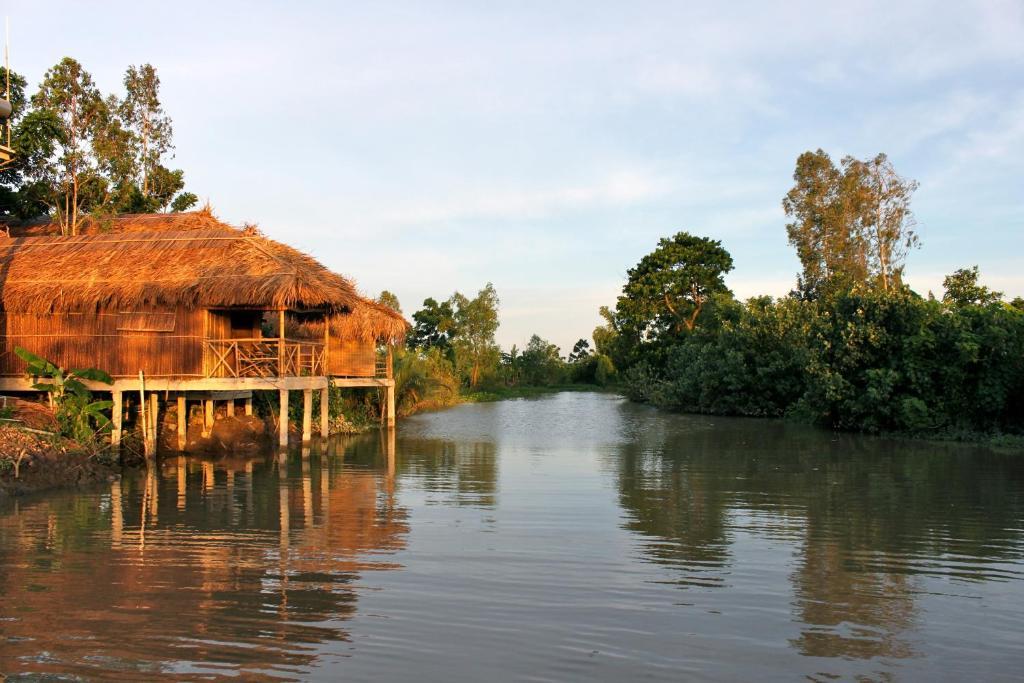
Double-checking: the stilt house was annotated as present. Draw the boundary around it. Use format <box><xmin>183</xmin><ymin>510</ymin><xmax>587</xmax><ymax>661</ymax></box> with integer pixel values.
<box><xmin>0</xmin><ymin>210</ymin><xmax>407</xmax><ymax>445</ymax></box>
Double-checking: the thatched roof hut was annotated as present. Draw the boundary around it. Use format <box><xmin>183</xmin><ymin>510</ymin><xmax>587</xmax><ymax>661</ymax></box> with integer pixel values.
<box><xmin>0</xmin><ymin>210</ymin><xmax>407</xmax><ymax>381</ymax></box>
<box><xmin>0</xmin><ymin>228</ymin><xmax>361</xmax><ymax>314</ymax></box>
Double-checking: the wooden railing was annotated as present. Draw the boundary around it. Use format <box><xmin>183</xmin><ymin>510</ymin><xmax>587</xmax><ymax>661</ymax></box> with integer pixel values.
<box><xmin>375</xmin><ymin>348</ymin><xmax>394</xmax><ymax>379</ymax></box>
<box><xmin>204</xmin><ymin>338</ymin><xmax>326</xmax><ymax>378</ymax></box>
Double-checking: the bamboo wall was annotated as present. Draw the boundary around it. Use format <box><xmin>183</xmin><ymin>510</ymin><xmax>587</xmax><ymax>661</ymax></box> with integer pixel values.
<box><xmin>329</xmin><ymin>339</ymin><xmax>377</xmax><ymax>377</ymax></box>
<box><xmin>0</xmin><ymin>308</ymin><xmax>206</xmax><ymax>378</ymax></box>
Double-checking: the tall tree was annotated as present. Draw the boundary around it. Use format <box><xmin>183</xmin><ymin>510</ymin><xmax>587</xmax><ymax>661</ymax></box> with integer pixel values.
<box><xmin>942</xmin><ymin>266</ymin><xmax>1003</xmax><ymax>307</ymax></box>
<box><xmin>784</xmin><ymin>150</ymin><xmax>919</xmax><ymax>296</ymax></box>
<box><xmin>568</xmin><ymin>339</ymin><xmax>592</xmax><ymax>363</ymax></box>
<box><xmin>845</xmin><ymin>153</ymin><xmax>919</xmax><ymax>292</ymax></box>
<box><xmin>783</xmin><ymin>149</ymin><xmax>865</xmax><ymax>295</ymax></box>
<box><xmin>29</xmin><ymin>58</ymin><xmax>108</xmax><ymax>235</ymax></box>
<box><xmin>117</xmin><ymin>64</ymin><xmax>195</xmax><ymax>212</ymax></box>
<box><xmin>450</xmin><ymin>283</ymin><xmax>500</xmax><ymax>387</ymax></box>
<box><xmin>119</xmin><ymin>64</ymin><xmax>172</xmax><ymax>198</ymax></box>
<box><xmin>377</xmin><ymin>290</ymin><xmax>402</xmax><ymax>313</ymax></box>
<box><xmin>617</xmin><ymin>232</ymin><xmax>734</xmax><ymax>337</ymax></box>
<box><xmin>408</xmin><ymin>297</ymin><xmax>456</xmax><ymax>351</ymax></box>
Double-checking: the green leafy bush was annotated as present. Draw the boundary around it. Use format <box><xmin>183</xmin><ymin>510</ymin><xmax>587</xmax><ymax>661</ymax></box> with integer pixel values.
<box><xmin>15</xmin><ymin>347</ymin><xmax>114</xmax><ymax>445</ymax></box>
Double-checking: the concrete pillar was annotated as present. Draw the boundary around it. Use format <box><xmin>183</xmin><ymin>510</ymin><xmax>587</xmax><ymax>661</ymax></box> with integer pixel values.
<box><xmin>111</xmin><ymin>391</ymin><xmax>123</xmax><ymax>448</ymax></box>
<box><xmin>148</xmin><ymin>393</ymin><xmax>160</xmax><ymax>457</ymax></box>
<box><xmin>320</xmin><ymin>386</ymin><xmax>330</xmax><ymax>438</ymax></box>
<box><xmin>203</xmin><ymin>399</ymin><xmax>214</xmax><ymax>437</ymax></box>
<box><xmin>244</xmin><ymin>396</ymin><xmax>253</xmax><ymax>416</ymax></box>
<box><xmin>227</xmin><ymin>398</ymin><xmax>235</xmax><ymax>417</ymax></box>
<box><xmin>177</xmin><ymin>395</ymin><xmax>187</xmax><ymax>451</ymax></box>
<box><xmin>386</xmin><ymin>382</ymin><xmax>396</xmax><ymax>428</ymax></box>
<box><xmin>302</xmin><ymin>388</ymin><xmax>313</xmax><ymax>444</ymax></box>
<box><xmin>278</xmin><ymin>389</ymin><xmax>289</xmax><ymax>447</ymax></box>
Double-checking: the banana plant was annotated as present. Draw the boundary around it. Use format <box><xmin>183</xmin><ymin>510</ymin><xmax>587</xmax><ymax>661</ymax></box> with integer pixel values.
<box><xmin>15</xmin><ymin>347</ymin><xmax>114</xmax><ymax>445</ymax></box>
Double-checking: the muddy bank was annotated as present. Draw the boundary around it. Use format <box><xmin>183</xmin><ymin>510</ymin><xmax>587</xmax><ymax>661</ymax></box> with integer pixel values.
<box><xmin>0</xmin><ymin>426</ymin><xmax>120</xmax><ymax>499</ymax></box>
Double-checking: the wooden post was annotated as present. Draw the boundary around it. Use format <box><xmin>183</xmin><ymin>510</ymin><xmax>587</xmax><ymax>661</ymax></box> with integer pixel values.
<box><xmin>244</xmin><ymin>396</ymin><xmax>253</xmax><ymax>416</ymax></box>
<box><xmin>227</xmin><ymin>398</ymin><xmax>235</xmax><ymax>417</ymax></box>
<box><xmin>324</xmin><ymin>316</ymin><xmax>331</xmax><ymax>377</ymax></box>
<box><xmin>302</xmin><ymin>388</ymin><xmax>313</xmax><ymax>444</ymax></box>
<box><xmin>148</xmin><ymin>393</ymin><xmax>159</xmax><ymax>454</ymax></box>
<box><xmin>278</xmin><ymin>309</ymin><xmax>286</xmax><ymax>377</ymax></box>
<box><xmin>320</xmin><ymin>386</ymin><xmax>329</xmax><ymax>438</ymax></box>
<box><xmin>177</xmin><ymin>395</ymin><xmax>187</xmax><ymax>451</ymax></box>
<box><xmin>111</xmin><ymin>390</ymin><xmax>123</xmax><ymax>449</ymax></box>
<box><xmin>386</xmin><ymin>382</ymin><xmax>396</xmax><ymax>428</ymax></box>
<box><xmin>279</xmin><ymin>389</ymin><xmax>289</xmax><ymax>447</ymax></box>
<box><xmin>204</xmin><ymin>399</ymin><xmax>214</xmax><ymax>437</ymax></box>
<box><xmin>138</xmin><ymin>372</ymin><xmax>151</xmax><ymax>459</ymax></box>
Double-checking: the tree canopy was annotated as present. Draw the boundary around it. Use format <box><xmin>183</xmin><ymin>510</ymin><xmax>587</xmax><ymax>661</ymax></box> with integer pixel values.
<box><xmin>617</xmin><ymin>231</ymin><xmax>733</xmax><ymax>338</ymax></box>
<box><xmin>0</xmin><ymin>59</ymin><xmax>197</xmax><ymax>229</ymax></box>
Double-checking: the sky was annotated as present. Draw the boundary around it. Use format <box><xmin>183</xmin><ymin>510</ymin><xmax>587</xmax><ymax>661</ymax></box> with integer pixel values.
<box><xmin>6</xmin><ymin>1</ymin><xmax>1024</xmax><ymax>352</ymax></box>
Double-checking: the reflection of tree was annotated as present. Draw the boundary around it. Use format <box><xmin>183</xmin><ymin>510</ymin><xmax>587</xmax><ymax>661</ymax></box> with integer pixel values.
<box><xmin>611</xmin><ymin>401</ymin><xmax>1024</xmax><ymax>663</ymax></box>
<box><xmin>0</xmin><ymin>440</ymin><xmax>409</xmax><ymax>679</ymax></box>
<box><xmin>397</xmin><ymin>437</ymin><xmax>498</xmax><ymax>508</ymax></box>
<box><xmin>616</xmin><ymin>440</ymin><xmax>731</xmax><ymax>587</ymax></box>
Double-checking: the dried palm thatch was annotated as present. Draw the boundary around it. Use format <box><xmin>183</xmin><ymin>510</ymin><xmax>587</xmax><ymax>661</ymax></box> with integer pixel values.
<box><xmin>6</xmin><ymin>206</ymin><xmax>229</xmax><ymax>238</ymax></box>
<box><xmin>296</xmin><ymin>298</ymin><xmax>409</xmax><ymax>343</ymax></box>
<box><xmin>0</xmin><ymin>227</ymin><xmax>361</xmax><ymax>314</ymax></box>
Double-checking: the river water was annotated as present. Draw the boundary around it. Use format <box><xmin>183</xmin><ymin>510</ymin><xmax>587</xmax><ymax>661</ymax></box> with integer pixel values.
<box><xmin>1</xmin><ymin>392</ymin><xmax>1022</xmax><ymax>681</ymax></box>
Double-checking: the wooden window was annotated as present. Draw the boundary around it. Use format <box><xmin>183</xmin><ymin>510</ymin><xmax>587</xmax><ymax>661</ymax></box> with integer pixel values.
<box><xmin>116</xmin><ymin>312</ymin><xmax>176</xmax><ymax>332</ymax></box>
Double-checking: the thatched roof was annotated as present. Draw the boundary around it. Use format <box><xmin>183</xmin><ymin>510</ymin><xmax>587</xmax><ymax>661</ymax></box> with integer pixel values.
<box><xmin>0</xmin><ymin>227</ymin><xmax>361</xmax><ymax>314</ymax></box>
<box><xmin>6</xmin><ymin>207</ymin><xmax>231</xmax><ymax>238</ymax></box>
<box><xmin>296</xmin><ymin>299</ymin><xmax>409</xmax><ymax>343</ymax></box>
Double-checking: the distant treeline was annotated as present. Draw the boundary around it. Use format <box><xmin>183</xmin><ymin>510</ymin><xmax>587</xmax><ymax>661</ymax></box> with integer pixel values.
<box><xmin>365</xmin><ymin>286</ymin><xmax>612</xmax><ymax>417</ymax></box>
<box><xmin>596</xmin><ymin>150</ymin><xmax>1024</xmax><ymax>439</ymax></box>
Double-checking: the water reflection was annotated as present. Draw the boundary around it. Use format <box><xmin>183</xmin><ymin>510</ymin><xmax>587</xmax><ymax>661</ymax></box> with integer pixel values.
<box><xmin>1</xmin><ymin>394</ymin><xmax>1023</xmax><ymax>681</ymax></box>
<box><xmin>612</xmin><ymin>407</ymin><xmax>1024</xmax><ymax>672</ymax></box>
<box><xmin>0</xmin><ymin>432</ymin><xmax>407</xmax><ymax>680</ymax></box>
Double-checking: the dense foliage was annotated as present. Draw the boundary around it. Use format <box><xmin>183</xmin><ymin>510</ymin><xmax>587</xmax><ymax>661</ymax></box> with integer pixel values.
<box><xmin>0</xmin><ymin>60</ymin><xmax>196</xmax><ymax>230</ymax></box>
<box><xmin>605</xmin><ymin>151</ymin><xmax>1023</xmax><ymax>439</ymax></box>
<box><xmin>14</xmin><ymin>347</ymin><xmax>114</xmax><ymax>447</ymax></box>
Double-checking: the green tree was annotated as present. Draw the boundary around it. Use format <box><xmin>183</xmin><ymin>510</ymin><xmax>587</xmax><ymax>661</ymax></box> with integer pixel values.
<box><xmin>784</xmin><ymin>150</ymin><xmax>919</xmax><ymax>296</ymax></box>
<box><xmin>942</xmin><ymin>266</ymin><xmax>1003</xmax><ymax>308</ymax></box>
<box><xmin>409</xmin><ymin>297</ymin><xmax>456</xmax><ymax>352</ymax></box>
<box><xmin>568</xmin><ymin>338</ymin><xmax>592</xmax><ymax>363</ymax></box>
<box><xmin>117</xmin><ymin>64</ymin><xmax>195</xmax><ymax>212</ymax></box>
<box><xmin>28</xmin><ymin>58</ymin><xmax>110</xmax><ymax>235</ymax></box>
<box><xmin>450</xmin><ymin>283</ymin><xmax>501</xmax><ymax>388</ymax></box>
<box><xmin>120</xmin><ymin>64</ymin><xmax>172</xmax><ymax>198</ymax></box>
<box><xmin>520</xmin><ymin>334</ymin><xmax>564</xmax><ymax>386</ymax></box>
<box><xmin>846</xmin><ymin>153</ymin><xmax>920</xmax><ymax>292</ymax></box>
<box><xmin>617</xmin><ymin>232</ymin><xmax>734</xmax><ymax>337</ymax></box>
<box><xmin>377</xmin><ymin>290</ymin><xmax>402</xmax><ymax>313</ymax></box>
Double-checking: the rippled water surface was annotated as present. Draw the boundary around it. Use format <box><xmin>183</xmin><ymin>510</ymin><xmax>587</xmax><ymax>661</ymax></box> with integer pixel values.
<box><xmin>2</xmin><ymin>392</ymin><xmax>1024</xmax><ymax>681</ymax></box>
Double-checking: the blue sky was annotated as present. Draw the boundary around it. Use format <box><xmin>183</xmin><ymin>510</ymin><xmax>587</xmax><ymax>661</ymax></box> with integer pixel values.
<box><xmin>8</xmin><ymin>1</ymin><xmax>1024</xmax><ymax>352</ymax></box>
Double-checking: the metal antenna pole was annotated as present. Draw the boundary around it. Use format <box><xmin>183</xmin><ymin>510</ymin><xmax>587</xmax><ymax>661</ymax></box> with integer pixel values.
<box><xmin>4</xmin><ymin>17</ymin><xmax>9</xmax><ymax>148</ymax></box>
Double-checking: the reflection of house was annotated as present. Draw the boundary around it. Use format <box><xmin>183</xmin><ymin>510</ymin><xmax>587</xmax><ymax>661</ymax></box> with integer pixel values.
<box><xmin>0</xmin><ymin>441</ymin><xmax>408</xmax><ymax>677</ymax></box>
<box><xmin>0</xmin><ymin>211</ymin><xmax>407</xmax><ymax>445</ymax></box>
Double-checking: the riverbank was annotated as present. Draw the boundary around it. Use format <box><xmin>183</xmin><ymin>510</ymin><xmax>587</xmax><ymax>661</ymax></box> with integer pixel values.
<box><xmin>0</xmin><ymin>426</ymin><xmax>120</xmax><ymax>499</ymax></box>
<box><xmin>461</xmin><ymin>383</ymin><xmax>617</xmax><ymax>403</ymax></box>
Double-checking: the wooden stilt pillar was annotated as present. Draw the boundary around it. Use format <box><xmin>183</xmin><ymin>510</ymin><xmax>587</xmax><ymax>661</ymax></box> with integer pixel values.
<box><xmin>227</xmin><ymin>398</ymin><xmax>235</xmax><ymax>417</ymax></box>
<box><xmin>149</xmin><ymin>393</ymin><xmax>159</xmax><ymax>455</ymax></box>
<box><xmin>203</xmin><ymin>399</ymin><xmax>214</xmax><ymax>437</ymax></box>
<box><xmin>244</xmin><ymin>397</ymin><xmax>253</xmax><ymax>416</ymax></box>
<box><xmin>111</xmin><ymin>391</ymin><xmax>123</xmax><ymax>449</ymax></box>
<box><xmin>279</xmin><ymin>389</ymin><xmax>289</xmax><ymax>447</ymax></box>
<box><xmin>386</xmin><ymin>382</ymin><xmax>396</xmax><ymax>428</ymax></box>
<box><xmin>177</xmin><ymin>395</ymin><xmax>187</xmax><ymax>451</ymax></box>
<box><xmin>302</xmin><ymin>388</ymin><xmax>313</xmax><ymax>444</ymax></box>
<box><xmin>320</xmin><ymin>386</ymin><xmax>329</xmax><ymax>438</ymax></box>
